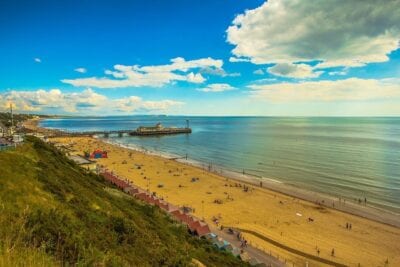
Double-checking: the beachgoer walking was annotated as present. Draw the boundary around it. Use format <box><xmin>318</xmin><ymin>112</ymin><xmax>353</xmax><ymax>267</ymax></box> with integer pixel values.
<box><xmin>346</xmin><ymin>223</ymin><xmax>349</xmax><ymax>229</ymax></box>
<box><xmin>331</xmin><ymin>249</ymin><xmax>335</xmax><ymax>257</ymax></box>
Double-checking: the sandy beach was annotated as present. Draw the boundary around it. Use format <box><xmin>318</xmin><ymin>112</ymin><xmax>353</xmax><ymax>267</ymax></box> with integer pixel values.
<box><xmin>46</xmin><ymin>134</ymin><xmax>400</xmax><ymax>267</ymax></box>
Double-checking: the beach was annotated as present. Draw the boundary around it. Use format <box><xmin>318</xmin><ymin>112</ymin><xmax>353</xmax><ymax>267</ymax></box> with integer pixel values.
<box><xmin>49</xmin><ymin>135</ymin><xmax>400</xmax><ymax>267</ymax></box>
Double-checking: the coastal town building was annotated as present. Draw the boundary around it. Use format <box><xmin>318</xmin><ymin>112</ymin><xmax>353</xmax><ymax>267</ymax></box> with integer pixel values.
<box><xmin>0</xmin><ymin>122</ymin><xmax>6</xmax><ymax>137</ymax></box>
<box><xmin>67</xmin><ymin>155</ymin><xmax>97</xmax><ymax>171</ymax></box>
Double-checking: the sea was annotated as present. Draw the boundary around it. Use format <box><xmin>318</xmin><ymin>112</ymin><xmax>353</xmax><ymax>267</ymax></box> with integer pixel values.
<box><xmin>40</xmin><ymin>116</ymin><xmax>400</xmax><ymax>214</ymax></box>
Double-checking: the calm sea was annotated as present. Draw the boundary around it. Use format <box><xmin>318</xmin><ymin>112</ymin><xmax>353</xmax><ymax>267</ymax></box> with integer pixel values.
<box><xmin>40</xmin><ymin>116</ymin><xmax>400</xmax><ymax>213</ymax></box>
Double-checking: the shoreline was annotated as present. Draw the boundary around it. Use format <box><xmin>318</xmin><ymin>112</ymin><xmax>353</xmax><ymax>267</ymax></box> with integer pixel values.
<box><xmin>104</xmin><ymin>138</ymin><xmax>400</xmax><ymax>228</ymax></box>
<box><xmin>50</xmin><ymin>135</ymin><xmax>400</xmax><ymax>266</ymax></box>
<box><xmin>27</xmin><ymin>118</ymin><xmax>400</xmax><ymax>227</ymax></box>
<box><xmin>24</xmin><ymin>119</ymin><xmax>400</xmax><ymax>266</ymax></box>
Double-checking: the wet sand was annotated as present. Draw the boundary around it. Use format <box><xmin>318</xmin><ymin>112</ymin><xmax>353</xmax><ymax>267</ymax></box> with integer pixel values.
<box><xmin>49</xmin><ymin>136</ymin><xmax>400</xmax><ymax>267</ymax></box>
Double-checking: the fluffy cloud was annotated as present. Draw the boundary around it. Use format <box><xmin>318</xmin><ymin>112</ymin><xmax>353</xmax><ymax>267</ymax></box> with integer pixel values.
<box><xmin>0</xmin><ymin>89</ymin><xmax>183</xmax><ymax>114</ymax></box>
<box><xmin>227</xmin><ymin>0</ymin><xmax>400</xmax><ymax>68</ymax></box>
<box><xmin>197</xmin><ymin>83</ymin><xmax>236</xmax><ymax>93</ymax></box>
<box><xmin>74</xmin><ymin>67</ymin><xmax>87</xmax><ymax>73</ymax></box>
<box><xmin>249</xmin><ymin>78</ymin><xmax>400</xmax><ymax>102</ymax></box>
<box><xmin>267</xmin><ymin>63</ymin><xmax>323</xmax><ymax>78</ymax></box>
<box><xmin>62</xmin><ymin>57</ymin><xmax>224</xmax><ymax>88</ymax></box>
<box><xmin>34</xmin><ymin>58</ymin><xmax>41</xmax><ymax>63</ymax></box>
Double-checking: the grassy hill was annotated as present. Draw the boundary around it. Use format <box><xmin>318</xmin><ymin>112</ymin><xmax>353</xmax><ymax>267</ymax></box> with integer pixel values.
<box><xmin>0</xmin><ymin>136</ymin><xmax>246</xmax><ymax>266</ymax></box>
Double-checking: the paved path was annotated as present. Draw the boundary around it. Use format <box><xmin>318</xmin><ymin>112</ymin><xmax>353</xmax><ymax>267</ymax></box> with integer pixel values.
<box><xmin>230</xmin><ymin>227</ymin><xmax>347</xmax><ymax>267</ymax></box>
<box><xmin>210</xmin><ymin>225</ymin><xmax>285</xmax><ymax>267</ymax></box>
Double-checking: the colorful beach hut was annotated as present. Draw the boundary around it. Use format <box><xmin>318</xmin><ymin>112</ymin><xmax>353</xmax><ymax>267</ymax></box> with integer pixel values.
<box><xmin>89</xmin><ymin>150</ymin><xmax>108</xmax><ymax>159</ymax></box>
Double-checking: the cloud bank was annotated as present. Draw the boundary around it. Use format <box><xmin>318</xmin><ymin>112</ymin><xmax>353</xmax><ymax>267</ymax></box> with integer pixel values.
<box><xmin>249</xmin><ymin>78</ymin><xmax>400</xmax><ymax>102</ymax></box>
<box><xmin>227</xmin><ymin>0</ymin><xmax>400</xmax><ymax>69</ymax></box>
<box><xmin>62</xmin><ymin>57</ymin><xmax>224</xmax><ymax>88</ymax></box>
<box><xmin>0</xmin><ymin>89</ymin><xmax>183</xmax><ymax>114</ymax></box>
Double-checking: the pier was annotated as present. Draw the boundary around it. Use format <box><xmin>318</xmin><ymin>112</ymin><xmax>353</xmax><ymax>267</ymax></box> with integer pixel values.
<box><xmin>53</xmin><ymin>122</ymin><xmax>192</xmax><ymax>138</ymax></box>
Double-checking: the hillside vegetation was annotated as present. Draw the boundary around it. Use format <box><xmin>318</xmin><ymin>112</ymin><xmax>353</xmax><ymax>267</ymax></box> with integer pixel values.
<box><xmin>0</xmin><ymin>136</ymin><xmax>246</xmax><ymax>266</ymax></box>
<box><xmin>0</xmin><ymin>112</ymin><xmax>35</xmax><ymax>127</ymax></box>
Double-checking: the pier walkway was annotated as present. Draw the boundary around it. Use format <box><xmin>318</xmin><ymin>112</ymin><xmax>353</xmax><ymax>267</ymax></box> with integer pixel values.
<box><xmin>53</xmin><ymin>128</ymin><xmax>192</xmax><ymax>137</ymax></box>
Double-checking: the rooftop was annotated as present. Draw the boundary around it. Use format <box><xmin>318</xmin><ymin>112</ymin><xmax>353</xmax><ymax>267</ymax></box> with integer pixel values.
<box><xmin>68</xmin><ymin>155</ymin><xmax>94</xmax><ymax>165</ymax></box>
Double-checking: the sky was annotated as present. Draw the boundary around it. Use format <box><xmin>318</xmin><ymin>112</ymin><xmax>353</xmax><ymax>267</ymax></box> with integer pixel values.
<box><xmin>0</xmin><ymin>0</ymin><xmax>400</xmax><ymax>116</ymax></box>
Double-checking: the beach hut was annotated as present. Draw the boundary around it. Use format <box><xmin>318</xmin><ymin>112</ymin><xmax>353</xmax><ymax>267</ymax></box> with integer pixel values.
<box><xmin>126</xmin><ymin>187</ymin><xmax>140</xmax><ymax>196</ymax></box>
<box><xmin>165</xmin><ymin>204</ymin><xmax>179</xmax><ymax>213</ymax></box>
<box><xmin>180</xmin><ymin>214</ymin><xmax>196</xmax><ymax>225</ymax></box>
<box><xmin>188</xmin><ymin>220</ymin><xmax>203</xmax><ymax>233</ymax></box>
<box><xmin>123</xmin><ymin>186</ymin><xmax>134</xmax><ymax>194</ymax></box>
<box><xmin>171</xmin><ymin>210</ymin><xmax>183</xmax><ymax>220</ymax></box>
<box><xmin>135</xmin><ymin>192</ymin><xmax>148</xmax><ymax>200</ymax></box>
<box><xmin>195</xmin><ymin>224</ymin><xmax>211</xmax><ymax>237</ymax></box>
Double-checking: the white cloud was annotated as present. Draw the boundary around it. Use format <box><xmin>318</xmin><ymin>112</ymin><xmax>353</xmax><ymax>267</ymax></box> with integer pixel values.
<box><xmin>34</xmin><ymin>58</ymin><xmax>41</xmax><ymax>63</ymax></box>
<box><xmin>229</xmin><ymin>57</ymin><xmax>250</xmax><ymax>63</ymax></box>
<box><xmin>267</xmin><ymin>63</ymin><xmax>323</xmax><ymax>78</ymax></box>
<box><xmin>74</xmin><ymin>67</ymin><xmax>87</xmax><ymax>73</ymax></box>
<box><xmin>227</xmin><ymin>0</ymin><xmax>400</xmax><ymax>68</ymax></box>
<box><xmin>197</xmin><ymin>83</ymin><xmax>236</xmax><ymax>93</ymax></box>
<box><xmin>115</xmin><ymin>97</ymin><xmax>183</xmax><ymax>112</ymax></box>
<box><xmin>62</xmin><ymin>57</ymin><xmax>224</xmax><ymax>88</ymax></box>
<box><xmin>328</xmin><ymin>69</ymin><xmax>349</xmax><ymax>76</ymax></box>
<box><xmin>0</xmin><ymin>89</ymin><xmax>183</xmax><ymax>114</ymax></box>
<box><xmin>249</xmin><ymin>78</ymin><xmax>400</xmax><ymax>102</ymax></box>
<box><xmin>253</xmin><ymin>69</ymin><xmax>264</xmax><ymax>75</ymax></box>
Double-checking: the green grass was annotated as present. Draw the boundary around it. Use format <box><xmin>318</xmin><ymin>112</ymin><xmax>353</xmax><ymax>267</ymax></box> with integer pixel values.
<box><xmin>0</xmin><ymin>137</ymin><xmax>247</xmax><ymax>266</ymax></box>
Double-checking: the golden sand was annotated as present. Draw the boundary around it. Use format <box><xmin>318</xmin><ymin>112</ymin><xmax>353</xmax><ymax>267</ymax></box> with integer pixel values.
<box><xmin>52</xmin><ymin>136</ymin><xmax>400</xmax><ymax>267</ymax></box>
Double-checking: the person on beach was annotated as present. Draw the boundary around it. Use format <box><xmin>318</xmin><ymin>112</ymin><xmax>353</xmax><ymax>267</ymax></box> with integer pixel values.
<box><xmin>331</xmin><ymin>249</ymin><xmax>335</xmax><ymax>257</ymax></box>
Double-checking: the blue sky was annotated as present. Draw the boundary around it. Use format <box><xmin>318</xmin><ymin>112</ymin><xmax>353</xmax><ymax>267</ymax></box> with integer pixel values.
<box><xmin>0</xmin><ymin>0</ymin><xmax>399</xmax><ymax>116</ymax></box>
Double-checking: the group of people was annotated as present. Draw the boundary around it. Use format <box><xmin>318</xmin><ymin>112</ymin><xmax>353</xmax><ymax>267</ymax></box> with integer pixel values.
<box><xmin>236</xmin><ymin>232</ymin><xmax>248</xmax><ymax>248</ymax></box>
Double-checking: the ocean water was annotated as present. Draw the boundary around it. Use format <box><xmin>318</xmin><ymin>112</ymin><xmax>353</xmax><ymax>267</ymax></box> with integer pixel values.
<box><xmin>40</xmin><ymin>116</ymin><xmax>400</xmax><ymax>213</ymax></box>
